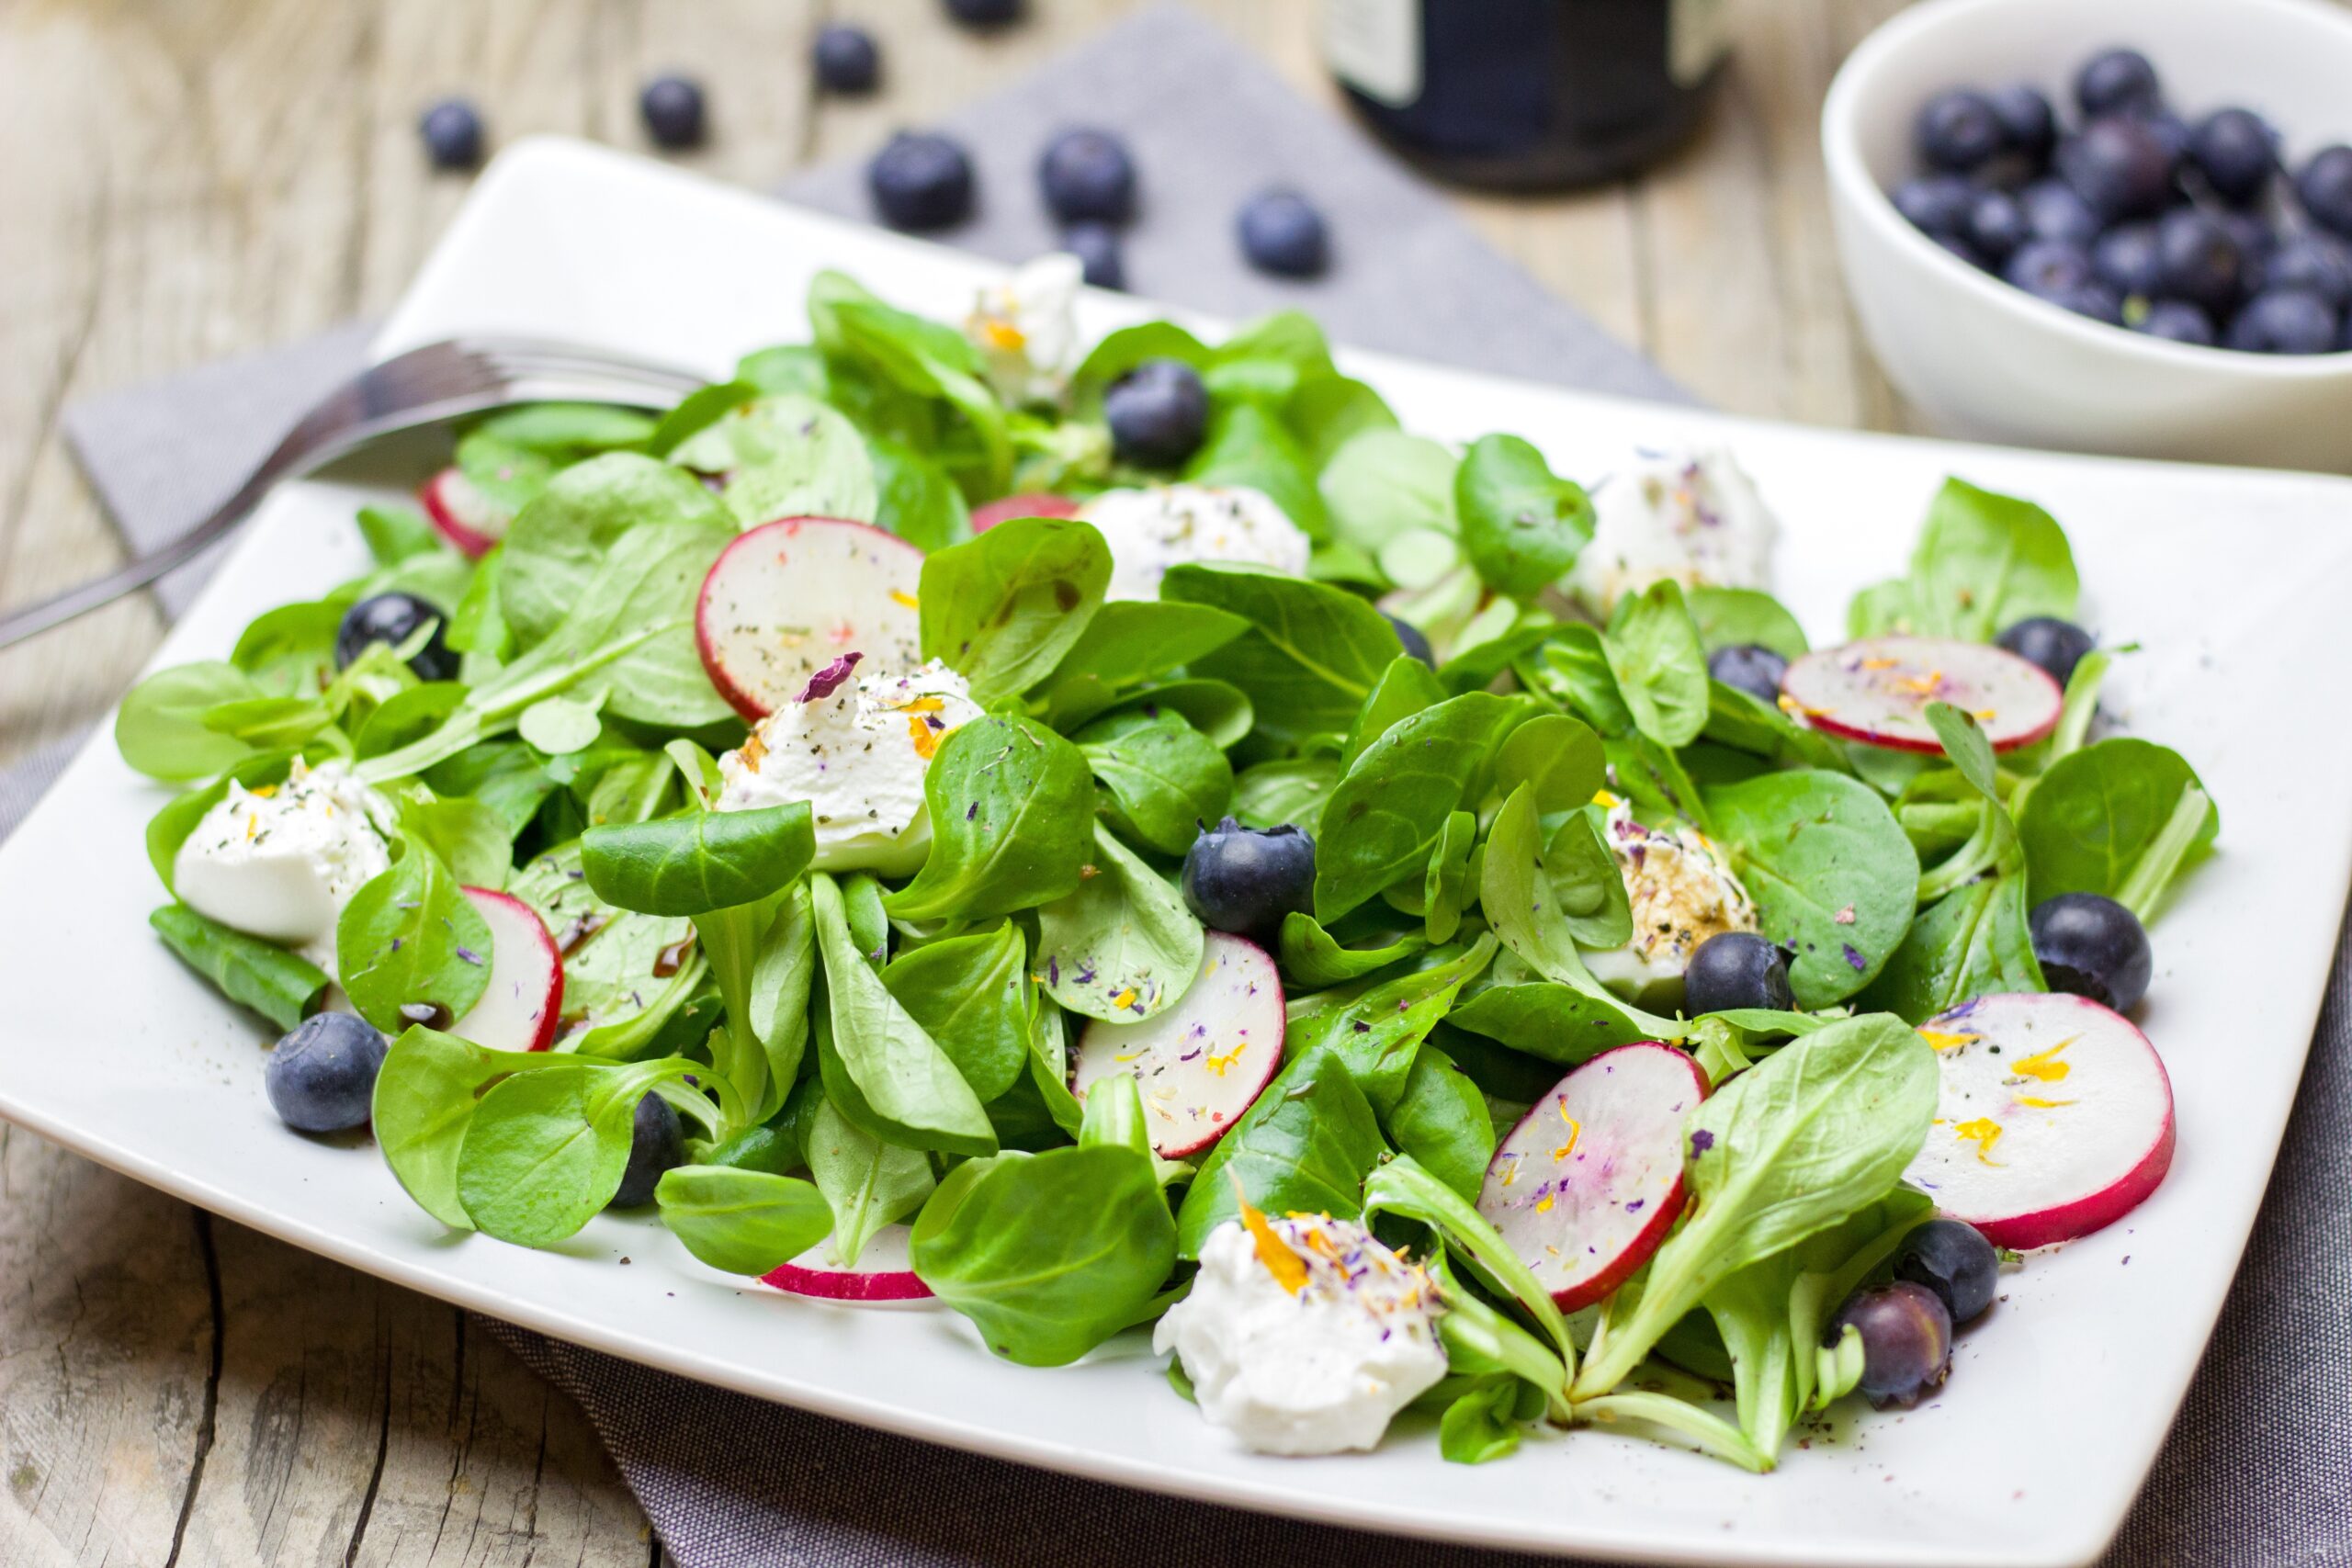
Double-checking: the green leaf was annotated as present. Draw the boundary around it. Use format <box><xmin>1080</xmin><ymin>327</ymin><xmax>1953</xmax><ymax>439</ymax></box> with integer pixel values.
<box><xmin>497</xmin><ymin>453</ymin><xmax>733</xmax><ymax>649</ymax></box>
<box><xmin>1478</xmin><ymin>786</ymin><xmax>1632</xmax><ymax>979</ymax></box>
<box><xmin>116</xmin><ymin>661</ymin><xmax>266</xmax><ymax>782</ymax></box>
<box><xmin>882</xmin><ymin>921</ymin><xmax>1032</xmax><ymax>1101</ymax></box>
<box><xmin>1283</xmin><ymin>935</ymin><xmax>1497</xmax><ymax>1116</ymax></box>
<box><xmin>1230</xmin><ymin>757</ymin><xmax>1337</xmax><ymax>834</ymax></box>
<box><xmin>2018</xmin><ymin>739</ymin><xmax>2218</xmax><ymax>908</ymax></box>
<box><xmin>1905</xmin><ymin>478</ymin><xmax>2079</xmax><ymax>641</ymax></box>
<box><xmin>1454</xmin><ymin>434</ymin><xmax>1593</xmax><ymax>596</ymax></box>
<box><xmin>1313</xmin><ymin>692</ymin><xmax>1524</xmax><ymax>922</ymax></box>
<box><xmin>1493</xmin><ymin>713</ymin><xmax>1606</xmax><ymax>815</ymax></box>
<box><xmin>1860</xmin><ymin>874</ymin><xmax>2043</xmax><ymax>1024</ymax></box>
<box><xmin>372</xmin><ymin>1026</ymin><xmax>563</xmax><ymax>1229</ymax></box>
<box><xmin>357</xmin><ymin>505</ymin><xmax>445</xmax><ymax>568</ymax></box>
<box><xmin>695</xmin><ymin>879</ymin><xmax>815</xmax><ymax>1120</ymax></box>
<box><xmin>580</xmin><ymin>803</ymin><xmax>815</xmax><ymax>917</ymax></box>
<box><xmin>671</xmin><ymin>394</ymin><xmax>878</xmax><ymax>526</ymax></box>
<box><xmin>1278</xmin><ymin>912</ymin><xmax>1428</xmax><ymax>987</ymax></box>
<box><xmin>232</xmin><ymin>602</ymin><xmax>345</xmax><ymax>696</ymax></box>
<box><xmin>1689</xmin><ymin>586</ymin><xmax>1810</xmax><ymax>660</ymax></box>
<box><xmin>509</xmin><ymin>840</ymin><xmax>694</xmax><ymax>1039</ymax></box>
<box><xmin>1043</xmin><ymin>601</ymin><xmax>1247</xmax><ymax>700</ymax></box>
<box><xmin>1423</xmin><ymin>807</ymin><xmax>1479</xmax><ymax>945</ymax></box>
<box><xmin>1074</xmin><ymin>708</ymin><xmax>1233</xmax><ymax>854</ymax></box>
<box><xmin>1604</xmin><ymin>581</ymin><xmax>1711</xmax><ymax>749</ymax></box>
<box><xmin>813</xmin><ymin>874</ymin><xmax>997</xmax><ymax>1157</ymax></box>
<box><xmin>803</xmin><ymin>1094</ymin><xmax>936</xmax><ymax>1267</ymax></box>
<box><xmin>335</xmin><ymin>839</ymin><xmax>494</xmax><ymax>1033</ymax></box>
<box><xmin>516</xmin><ymin>694</ymin><xmax>604</xmax><ymax>755</ymax></box>
<box><xmin>1340</xmin><ymin>654</ymin><xmax>1446</xmax><ymax>771</ymax></box>
<box><xmin>655</xmin><ymin>1166</ymin><xmax>833</xmax><ymax>1276</ymax></box>
<box><xmin>1182</xmin><ymin>402</ymin><xmax>1328</xmax><ymax>540</ymax></box>
<box><xmin>1035</xmin><ymin>822</ymin><xmax>1205</xmax><ymax>1022</ymax></box>
<box><xmin>866</xmin><ymin>433</ymin><xmax>969</xmax><ymax>550</ymax></box>
<box><xmin>149</xmin><ymin>903</ymin><xmax>327</xmax><ymax>1031</ymax></box>
<box><xmin>455</xmin><ymin>1058</ymin><xmax>687</xmax><ymax>1245</ymax></box>
<box><xmin>398</xmin><ymin>790</ymin><xmax>513</xmax><ymax>890</ymax></box>
<box><xmin>919</xmin><ymin>517</ymin><xmax>1111</xmax><ymax>705</ymax></box>
<box><xmin>1163</xmin><ymin>564</ymin><xmax>1403</xmax><ymax>744</ymax></box>
<box><xmin>1317</xmin><ymin>429</ymin><xmax>1458</xmax><ymax>558</ymax></box>
<box><xmin>883</xmin><ymin>716</ymin><xmax>1094</xmax><ymax>923</ymax></box>
<box><xmin>1440</xmin><ymin>1377</ymin><xmax>1528</xmax><ymax>1465</ymax></box>
<box><xmin>1174</xmin><ymin>1047</ymin><xmax>1387</xmax><ymax>1256</ymax></box>
<box><xmin>1388</xmin><ymin>1044</ymin><xmax>1497</xmax><ymax>1202</ymax></box>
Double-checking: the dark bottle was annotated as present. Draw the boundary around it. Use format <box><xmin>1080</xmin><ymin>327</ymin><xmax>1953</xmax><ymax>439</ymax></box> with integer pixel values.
<box><xmin>1322</xmin><ymin>0</ymin><xmax>1730</xmax><ymax>190</ymax></box>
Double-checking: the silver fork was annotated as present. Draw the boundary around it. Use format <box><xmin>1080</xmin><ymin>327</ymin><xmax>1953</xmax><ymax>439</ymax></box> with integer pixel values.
<box><xmin>0</xmin><ymin>336</ymin><xmax>710</xmax><ymax>651</ymax></box>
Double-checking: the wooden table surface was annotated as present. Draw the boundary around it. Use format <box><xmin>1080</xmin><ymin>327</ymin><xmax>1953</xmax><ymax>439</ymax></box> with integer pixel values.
<box><xmin>0</xmin><ymin>2</ymin><xmax>1922</xmax><ymax>1562</ymax></box>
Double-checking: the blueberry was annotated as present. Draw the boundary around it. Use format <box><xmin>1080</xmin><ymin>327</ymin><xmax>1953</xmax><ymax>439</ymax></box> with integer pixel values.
<box><xmin>2019</xmin><ymin>179</ymin><xmax>2101</xmax><ymax>247</ymax></box>
<box><xmin>2091</xmin><ymin>223</ymin><xmax>2162</xmax><ymax>297</ymax></box>
<box><xmin>1828</xmin><ymin>1281</ymin><xmax>1952</xmax><ymax>1408</ymax></box>
<box><xmin>1237</xmin><ymin>190</ymin><xmax>1330</xmax><ymax>278</ymax></box>
<box><xmin>2030</xmin><ymin>892</ymin><xmax>2154</xmax><ymax>1012</ymax></box>
<box><xmin>1681</xmin><ymin>931</ymin><xmax>1793</xmax><ymax>1016</ymax></box>
<box><xmin>2136</xmin><ymin>299</ymin><xmax>2216</xmax><ymax>346</ymax></box>
<box><xmin>813</xmin><ymin>26</ymin><xmax>881</xmax><ymax>94</ymax></box>
<box><xmin>1962</xmin><ymin>190</ymin><xmax>2030</xmax><ymax>266</ymax></box>
<box><xmin>418</xmin><ymin>98</ymin><xmax>484</xmax><ymax>171</ymax></box>
<box><xmin>266</xmin><ymin>1012</ymin><xmax>389</xmax><ymax>1134</ymax></box>
<box><xmin>866</xmin><ymin>131</ymin><xmax>975</xmax><ymax>231</ymax></box>
<box><xmin>1182</xmin><ymin>818</ymin><xmax>1315</xmax><ymax>942</ymax></box>
<box><xmin>337</xmin><ymin>592</ymin><xmax>458</xmax><ymax>682</ymax></box>
<box><xmin>2073</xmin><ymin>48</ymin><xmax>2161</xmax><ymax>118</ymax></box>
<box><xmin>1385</xmin><ymin>613</ymin><xmax>1436</xmax><ymax>668</ymax></box>
<box><xmin>1894</xmin><ymin>1219</ymin><xmax>2000</xmax><ymax>1327</ymax></box>
<box><xmin>944</xmin><ymin>0</ymin><xmax>1022</xmax><ymax>26</ymax></box>
<box><xmin>2154</xmin><ymin>208</ymin><xmax>2247</xmax><ymax>316</ymax></box>
<box><xmin>1916</xmin><ymin>89</ymin><xmax>2006</xmax><ymax>174</ymax></box>
<box><xmin>2139</xmin><ymin>108</ymin><xmax>2191</xmax><ymax>164</ymax></box>
<box><xmin>2225</xmin><ymin>288</ymin><xmax>2342</xmax><ymax>355</ymax></box>
<box><xmin>1706</xmin><ymin>643</ymin><xmax>1788</xmax><ymax>706</ymax></box>
<box><xmin>2004</xmin><ymin>238</ymin><xmax>2097</xmax><ymax>304</ymax></box>
<box><xmin>609</xmin><ymin>1092</ymin><xmax>685</xmax><ymax>1209</ymax></box>
<box><xmin>1038</xmin><ymin>127</ymin><xmax>1136</xmax><ymax>224</ymax></box>
<box><xmin>1995</xmin><ymin>615</ymin><xmax>2095</xmax><ymax>687</ymax></box>
<box><xmin>1987</xmin><ymin>84</ymin><xmax>2056</xmax><ymax>165</ymax></box>
<box><xmin>2215</xmin><ymin>210</ymin><xmax>2278</xmax><ymax>276</ymax></box>
<box><xmin>2298</xmin><ymin>146</ymin><xmax>2352</xmax><ymax>239</ymax></box>
<box><xmin>1892</xmin><ymin>174</ymin><xmax>1976</xmax><ymax>237</ymax></box>
<box><xmin>2260</xmin><ymin>234</ymin><xmax>2352</xmax><ymax>310</ymax></box>
<box><xmin>1102</xmin><ymin>358</ymin><xmax>1208</xmax><ymax>467</ymax></box>
<box><xmin>1061</xmin><ymin>221</ymin><xmax>1125</xmax><ymax>290</ymax></box>
<box><xmin>639</xmin><ymin>74</ymin><xmax>707</xmax><ymax>149</ymax></box>
<box><xmin>2055</xmin><ymin>118</ymin><xmax>2176</xmax><ymax>225</ymax></box>
<box><xmin>2187</xmin><ymin>108</ymin><xmax>2276</xmax><ymax>207</ymax></box>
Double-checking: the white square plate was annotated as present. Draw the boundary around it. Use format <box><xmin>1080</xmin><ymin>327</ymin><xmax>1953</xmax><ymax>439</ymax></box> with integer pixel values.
<box><xmin>5</xmin><ymin>138</ymin><xmax>2349</xmax><ymax>1567</ymax></box>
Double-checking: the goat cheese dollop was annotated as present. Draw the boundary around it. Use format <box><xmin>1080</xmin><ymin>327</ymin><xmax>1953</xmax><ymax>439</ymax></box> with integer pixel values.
<box><xmin>172</xmin><ymin>760</ymin><xmax>397</xmax><ymax>976</ymax></box>
<box><xmin>716</xmin><ymin>657</ymin><xmax>984</xmax><ymax>876</ymax></box>
<box><xmin>1154</xmin><ymin>1208</ymin><xmax>1448</xmax><ymax>1456</ymax></box>
<box><xmin>1579</xmin><ymin>797</ymin><xmax>1760</xmax><ymax>997</ymax></box>
<box><xmin>1080</xmin><ymin>483</ymin><xmax>1313</xmax><ymax>602</ymax></box>
<box><xmin>965</xmin><ymin>252</ymin><xmax>1082</xmax><ymax>407</ymax></box>
<box><xmin>1569</xmin><ymin>447</ymin><xmax>1778</xmax><ymax>616</ymax></box>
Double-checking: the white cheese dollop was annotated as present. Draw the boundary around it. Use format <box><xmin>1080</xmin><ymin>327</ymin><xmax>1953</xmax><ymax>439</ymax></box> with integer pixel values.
<box><xmin>1079</xmin><ymin>484</ymin><xmax>1313</xmax><ymax>602</ymax></box>
<box><xmin>1569</xmin><ymin>446</ymin><xmax>1779</xmax><ymax>616</ymax></box>
<box><xmin>716</xmin><ymin>658</ymin><xmax>984</xmax><ymax>876</ymax></box>
<box><xmin>1578</xmin><ymin>797</ymin><xmax>1760</xmax><ymax>997</ymax></box>
<box><xmin>172</xmin><ymin>759</ymin><xmax>398</xmax><ymax>976</ymax></box>
<box><xmin>965</xmin><ymin>253</ymin><xmax>1082</xmax><ymax>407</ymax></box>
<box><xmin>1154</xmin><ymin>1211</ymin><xmax>1448</xmax><ymax>1456</ymax></box>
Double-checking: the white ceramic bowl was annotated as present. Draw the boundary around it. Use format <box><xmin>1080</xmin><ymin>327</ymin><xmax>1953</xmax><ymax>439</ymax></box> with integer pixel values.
<box><xmin>1823</xmin><ymin>0</ymin><xmax>2352</xmax><ymax>473</ymax></box>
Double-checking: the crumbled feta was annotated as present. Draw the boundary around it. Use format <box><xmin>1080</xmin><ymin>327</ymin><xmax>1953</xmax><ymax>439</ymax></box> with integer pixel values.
<box><xmin>965</xmin><ymin>253</ymin><xmax>1083</xmax><ymax>406</ymax></box>
<box><xmin>1154</xmin><ymin>1209</ymin><xmax>1448</xmax><ymax>1456</ymax></box>
<box><xmin>1578</xmin><ymin>798</ymin><xmax>1759</xmax><ymax>995</ymax></box>
<box><xmin>715</xmin><ymin>658</ymin><xmax>984</xmax><ymax>876</ymax></box>
<box><xmin>1079</xmin><ymin>484</ymin><xmax>1313</xmax><ymax>602</ymax></box>
<box><xmin>1569</xmin><ymin>446</ymin><xmax>1778</xmax><ymax>616</ymax></box>
<box><xmin>172</xmin><ymin>760</ymin><xmax>398</xmax><ymax>976</ymax></box>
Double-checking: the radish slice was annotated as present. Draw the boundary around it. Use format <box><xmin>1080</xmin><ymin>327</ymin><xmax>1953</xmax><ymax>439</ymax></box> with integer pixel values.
<box><xmin>1905</xmin><ymin>992</ymin><xmax>2175</xmax><ymax>1250</ymax></box>
<box><xmin>1477</xmin><ymin>1043</ymin><xmax>1710</xmax><ymax>1311</ymax></box>
<box><xmin>1070</xmin><ymin>933</ymin><xmax>1284</xmax><ymax>1159</ymax></box>
<box><xmin>418</xmin><ymin>468</ymin><xmax>513</xmax><ymax>559</ymax></box>
<box><xmin>452</xmin><ymin>887</ymin><xmax>564</xmax><ymax>1053</ymax></box>
<box><xmin>970</xmin><ymin>492</ymin><xmax>1079</xmax><ymax>533</ymax></box>
<box><xmin>761</xmin><ymin>1224</ymin><xmax>937</xmax><ymax>1307</ymax></box>
<box><xmin>1781</xmin><ymin>636</ymin><xmax>2063</xmax><ymax>753</ymax></box>
<box><xmin>694</xmin><ymin>516</ymin><xmax>925</xmax><ymax>721</ymax></box>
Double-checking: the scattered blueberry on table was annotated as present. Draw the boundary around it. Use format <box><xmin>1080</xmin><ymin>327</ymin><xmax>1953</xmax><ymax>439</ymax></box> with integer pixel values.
<box><xmin>1039</xmin><ymin>127</ymin><xmax>1137</xmax><ymax>223</ymax></box>
<box><xmin>1102</xmin><ymin>357</ymin><xmax>1207</xmax><ymax>466</ymax></box>
<box><xmin>639</xmin><ymin>73</ymin><xmax>707</xmax><ymax>150</ymax></box>
<box><xmin>867</xmin><ymin>130</ymin><xmax>976</xmax><ymax>231</ymax></box>
<box><xmin>266</xmin><ymin>1012</ymin><xmax>389</xmax><ymax>1134</ymax></box>
<box><xmin>1887</xmin><ymin>47</ymin><xmax>2350</xmax><ymax>354</ymax></box>
<box><xmin>1060</xmin><ymin>220</ymin><xmax>1125</xmax><ymax>289</ymax></box>
<box><xmin>418</xmin><ymin>97</ymin><xmax>484</xmax><ymax>171</ymax></box>
<box><xmin>337</xmin><ymin>591</ymin><xmax>458</xmax><ymax>682</ymax></box>
<box><xmin>1237</xmin><ymin>189</ymin><xmax>1331</xmax><ymax>278</ymax></box>
<box><xmin>813</xmin><ymin>25</ymin><xmax>881</xmax><ymax>95</ymax></box>
<box><xmin>942</xmin><ymin>0</ymin><xmax>1022</xmax><ymax>28</ymax></box>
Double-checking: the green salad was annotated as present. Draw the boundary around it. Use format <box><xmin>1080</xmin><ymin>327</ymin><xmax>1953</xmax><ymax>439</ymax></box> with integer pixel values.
<box><xmin>118</xmin><ymin>259</ymin><xmax>2218</xmax><ymax>1471</ymax></box>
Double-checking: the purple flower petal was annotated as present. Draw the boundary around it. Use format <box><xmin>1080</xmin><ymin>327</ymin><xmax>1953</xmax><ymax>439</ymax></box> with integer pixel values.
<box><xmin>796</xmin><ymin>651</ymin><xmax>864</xmax><ymax>704</ymax></box>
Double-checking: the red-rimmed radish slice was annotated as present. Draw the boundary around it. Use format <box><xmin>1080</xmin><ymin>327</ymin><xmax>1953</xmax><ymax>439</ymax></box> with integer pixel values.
<box><xmin>452</xmin><ymin>887</ymin><xmax>563</xmax><ymax>1053</ymax></box>
<box><xmin>970</xmin><ymin>492</ymin><xmax>1079</xmax><ymax>532</ymax></box>
<box><xmin>1905</xmin><ymin>992</ymin><xmax>2174</xmax><ymax>1250</ymax></box>
<box><xmin>1781</xmin><ymin>636</ymin><xmax>2063</xmax><ymax>753</ymax></box>
<box><xmin>1478</xmin><ymin>1043</ymin><xmax>1709</xmax><ymax>1311</ymax></box>
<box><xmin>761</xmin><ymin>1224</ymin><xmax>936</xmax><ymax>1307</ymax></box>
<box><xmin>694</xmin><ymin>516</ymin><xmax>925</xmax><ymax>722</ymax></box>
<box><xmin>1070</xmin><ymin>932</ymin><xmax>1284</xmax><ymax>1160</ymax></box>
<box><xmin>418</xmin><ymin>468</ymin><xmax>513</xmax><ymax>559</ymax></box>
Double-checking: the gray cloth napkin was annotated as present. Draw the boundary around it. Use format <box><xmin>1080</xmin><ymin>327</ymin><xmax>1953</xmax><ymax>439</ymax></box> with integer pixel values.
<box><xmin>22</xmin><ymin>8</ymin><xmax>2349</xmax><ymax>1566</ymax></box>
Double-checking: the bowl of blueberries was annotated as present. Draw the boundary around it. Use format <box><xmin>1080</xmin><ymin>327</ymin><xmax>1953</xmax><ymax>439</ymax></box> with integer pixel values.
<box><xmin>1823</xmin><ymin>0</ymin><xmax>2352</xmax><ymax>472</ymax></box>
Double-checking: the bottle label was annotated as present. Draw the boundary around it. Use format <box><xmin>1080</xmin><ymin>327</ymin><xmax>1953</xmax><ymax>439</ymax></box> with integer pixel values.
<box><xmin>1670</xmin><ymin>0</ymin><xmax>1734</xmax><ymax>85</ymax></box>
<box><xmin>1320</xmin><ymin>0</ymin><xmax>1421</xmax><ymax>107</ymax></box>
